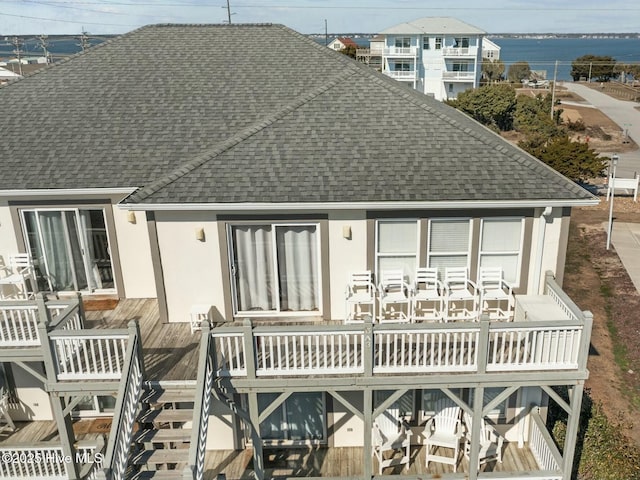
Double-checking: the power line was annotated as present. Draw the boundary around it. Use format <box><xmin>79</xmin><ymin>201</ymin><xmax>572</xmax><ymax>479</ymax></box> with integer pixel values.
<box><xmin>0</xmin><ymin>10</ymin><xmax>141</xmax><ymax>27</ymax></box>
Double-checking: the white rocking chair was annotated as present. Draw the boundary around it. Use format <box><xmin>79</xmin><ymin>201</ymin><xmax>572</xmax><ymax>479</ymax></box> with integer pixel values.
<box><xmin>443</xmin><ymin>267</ymin><xmax>479</xmax><ymax>321</ymax></box>
<box><xmin>412</xmin><ymin>268</ymin><xmax>445</xmax><ymax>322</ymax></box>
<box><xmin>0</xmin><ymin>253</ymin><xmax>36</xmax><ymax>300</ymax></box>
<box><xmin>378</xmin><ymin>270</ymin><xmax>411</xmax><ymax>323</ymax></box>
<box><xmin>478</xmin><ymin>267</ymin><xmax>514</xmax><ymax>321</ymax></box>
<box><xmin>424</xmin><ymin>397</ymin><xmax>463</xmax><ymax>472</ymax></box>
<box><xmin>463</xmin><ymin>411</ymin><xmax>504</xmax><ymax>469</ymax></box>
<box><xmin>372</xmin><ymin>407</ymin><xmax>412</xmax><ymax>474</ymax></box>
<box><xmin>345</xmin><ymin>271</ymin><xmax>376</xmax><ymax>323</ymax></box>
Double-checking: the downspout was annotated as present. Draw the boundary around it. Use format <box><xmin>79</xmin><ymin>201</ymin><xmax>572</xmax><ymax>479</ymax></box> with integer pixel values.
<box><xmin>532</xmin><ymin>207</ymin><xmax>553</xmax><ymax>294</ymax></box>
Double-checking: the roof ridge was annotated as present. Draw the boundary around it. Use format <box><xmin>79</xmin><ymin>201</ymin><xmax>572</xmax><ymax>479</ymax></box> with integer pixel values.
<box><xmin>0</xmin><ymin>26</ymin><xmax>153</xmax><ymax>89</ymax></box>
<box><xmin>125</xmin><ymin>67</ymin><xmax>359</xmax><ymax>204</ymax></box>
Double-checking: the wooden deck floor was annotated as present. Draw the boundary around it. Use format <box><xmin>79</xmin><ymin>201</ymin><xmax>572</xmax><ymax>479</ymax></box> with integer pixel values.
<box><xmin>0</xmin><ymin>419</ymin><xmax>104</xmax><ymax>445</ymax></box>
<box><xmin>84</xmin><ymin>298</ymin><xmax>200</xmax><ymax>381</ymax></box>
<box><xmin>203</xmin><ymin>443</ymin><xmax>541</xmax><ymax>479</ymax></box>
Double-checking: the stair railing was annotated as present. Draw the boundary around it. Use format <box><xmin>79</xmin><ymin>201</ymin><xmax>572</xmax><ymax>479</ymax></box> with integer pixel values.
<box><xmin>184</xmin><ymin>320</ymin><xmax>214</xmax><ymax>480</ymax></box>
<box><xmin>98</xmin><ymin>320</ymin><xmax>145</xmax><ymax>480</ymax></box>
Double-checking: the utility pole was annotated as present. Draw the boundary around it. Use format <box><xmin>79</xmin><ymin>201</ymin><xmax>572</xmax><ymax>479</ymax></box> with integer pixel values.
<box><xmin>325</xmin><ymin>19</ymin><xmax>328</xmax><ymax>46</ymax></box>
<box><xmin>76</xmin><ymin>29</ymin><xmax>90</xmax><ymax>52</ymax></box>
<box><xmin>11</xmin><ymin>36</ymin><xmax>23</xmax><ymax>76</ymax></box>
<box><xmin>550</xmin><ymin>60</ymin><xmax>558</xmax><ymax>120</ymax></box>
<box><xmin>226</xmin><ymin>0</ymin><xmax>232</xmax><ymax>24</ymax></box>
<box><xmin>38</xmin><ymin>34</ymin><xmax>50</xmax><ymax>64</ymax></box>
<box><xmin>587</xmin><ymin>62</ymin><xmax>593</xmax><ymax>83</ymax></box>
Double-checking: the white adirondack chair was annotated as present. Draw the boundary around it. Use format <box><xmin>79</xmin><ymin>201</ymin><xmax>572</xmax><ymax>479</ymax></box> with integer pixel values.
<box><xmin>378</xmin><ymin>270</ymin><xmax>411</xmax><ymax>323</ymax></box>
<box><xmin>463</xmin><ymin>411</ymin><xmax>504</xmax><ymax>469</ymax></box>
<box><xmin>372</xmin><ymin>407</ymin><xmax>412</xmax><ymax>474</ymax></box>
<box><xmin>411</xmin><ymin>268</ymin><xmax>445</xmax><ymax>321</ymax></box>
<box><xmin>0</xmin><ymin>253</ymin><xmax>36</xmax><ymax>300</ymax></box>
<box><xmin>443</xmin><ymin>267</ymin><xmax>479</xmax><ymax>321</ymax></box>
<box><xmin>478</xmin><ymin>267</ymin><xmax>514</xmax><ymax>321</ymax></box>
<box><xmin>424</xmin><ymin>397</ymin><xmax>463</xmax><ymax>472</ymax></box>
<box><xmin>345</xmin><ymin>271</ymin><xmax>376</xmax><ymax>323</ymax></box>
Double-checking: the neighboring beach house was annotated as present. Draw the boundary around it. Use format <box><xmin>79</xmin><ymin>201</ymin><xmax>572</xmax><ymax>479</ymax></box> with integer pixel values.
<box><xmin>327</xmin><ymin>36</ymin><xmax>358</xmax><ymax>51</ymax></box>
<box><xmin>379</xmin><ymin>17</ymin><xmax>494</xmax><ymax>100</ymax></box>
<box><xmin>0</xmin><ymin>24</ymin><xmax>595</xmax><ymax>480</ymax></box>
<box><xmin>482</xmin><ymin>37</ymin><xmax>501</xmax><ymax>60</ymax></box>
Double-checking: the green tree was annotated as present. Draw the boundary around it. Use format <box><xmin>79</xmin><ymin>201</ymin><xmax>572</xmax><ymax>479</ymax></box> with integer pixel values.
<box><xmin>571</xmin><ymin>54</ymin><xmax>617</xmax><ymax>82</ymax></box>
<box><xmin>338</xmin><ymin>44</ymin><xmax>357</xmax><ymax>59</ymax></box>
<box><xmin>514</xmin><ymin>93</ymin><xmax>564</xmax><ymax>140</ymax></box>
<box><xmin>507</xmin><ymin>61</ymin><xmax>531</xmax><ymax>83</ymax></box>
<box><xmin>450</xmin><ymin>83</ymin><xmax>516</xmax><ymax>131</ymax></box>
<box><xmin>519</xmin><ymin>135</ymin><xmax>607</xmax><ymax>182</ymax></box>
<box><xmin>481</xmin><ymin>59</ymin><xmax>505</xmax><ymax>83</ymax></box>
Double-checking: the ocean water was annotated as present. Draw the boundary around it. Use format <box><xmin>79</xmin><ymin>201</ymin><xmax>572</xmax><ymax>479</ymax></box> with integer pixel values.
<box><xmin>2</xmin><ymin>35</ymin><xmax>639</xmax><ymax>83</ymax></box>
<box><xmin>495</xmin><ymin>37</ymin><xmax>640</xmax><ymax>81</ymax></box>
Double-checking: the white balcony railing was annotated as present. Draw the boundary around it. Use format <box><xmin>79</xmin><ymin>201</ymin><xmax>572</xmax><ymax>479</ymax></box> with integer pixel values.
<box><xmin>443</xmin><ymin>71</ymin><xmax>476</xmax><ymax>80</ymax></box>
<box><xmin>442</xmin><ymin>47</ymin><xmax>478</xmax><ymax>57</ymax></box>
<box><xmin>383</xmin><ymin>70</ymin><xmax>417</xmax><ymax>80</ymax></box>
<box><xmin>528</xmin><ymin>407</ymin><xmax>563</xmax><ymax>478</ymax></box>
<box><xmin>383</xmin><ymin>46</ymin><xmax>418</xmax><ymax>57</ymax></box>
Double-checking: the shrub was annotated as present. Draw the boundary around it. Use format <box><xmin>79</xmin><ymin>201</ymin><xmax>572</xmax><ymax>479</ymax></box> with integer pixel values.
<box><xmin>567</xmin><ymin>119</ymin><xmax>587</xmax><ymax>132</ymax></box>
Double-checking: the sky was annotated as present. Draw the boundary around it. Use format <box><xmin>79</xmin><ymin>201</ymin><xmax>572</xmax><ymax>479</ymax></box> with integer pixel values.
<box><xmin>1</xmin><ymin>0</ymin><xmax>640</xmax><ymax>36</ymax></box>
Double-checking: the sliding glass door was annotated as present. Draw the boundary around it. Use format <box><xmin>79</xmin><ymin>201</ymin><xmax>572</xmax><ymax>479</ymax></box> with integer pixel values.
<box><xmin>22</xmin><ymin>209</ymin><xmax>114</xmax><ymax>293</ymax></box>
<box><xmin>229</xmin><ymin>224</ymin><xmax>320</xmax><ymax>314</ymax></box>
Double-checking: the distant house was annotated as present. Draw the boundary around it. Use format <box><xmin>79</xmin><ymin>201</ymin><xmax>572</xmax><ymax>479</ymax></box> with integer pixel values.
<box><xmin>482</xmin><ymin>37</ymin><xmax>501</xmax><ymax>60</ymax></box>
<box><xmin>0</xmin><ymin>23</ymin><xmax>594</xmax><ymax>480</ymax></box>
<box><xmin>357</xmin><ymin>34</ymin><xmax>384</xmax><ymax>69</ymax></box>
<box><xmin>0</xmin><ymin>66</ymin><xmax>21</xmax><ymax>84</ymax></box>
<box><xmin>379</xmin><ymin>17</ymin><xmax>499</xmax><ymax>100</ymax></box>
<box><xmin>327</xmin><ymin>36</ymin><xmax>358</xmax><ymax>51</ymax></box>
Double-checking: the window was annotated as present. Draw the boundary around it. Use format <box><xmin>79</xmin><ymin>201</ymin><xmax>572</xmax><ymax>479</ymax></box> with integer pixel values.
<box><xmin>395</xmin><ymin>37</ymin><xmax>411</xmax><ymax>48</ymax></box>
<box><xmin>452</xmin><ymin>62</ymin><xmax>470</xmax><ymax>72</ymax></box>
<box><xmin>393</xmin><ymin>59</ymin><xmax>412</xmax><ymax>72</ymax></box>
<box><xmin>423</xmin><ymin>36</ymin><xmax>430</xmax><ymax>50</ymax></box>
<box><xmin>259</xmin><ymin>392</ymin><xmax>325</xmax><ymax>442</ymax></box>
<box><xmin>454</xmin><ymin>37</ymin><xmax>470</xmax><ymax>48</ymax></box>
<box><xmin>375</xmin><ymin>390</ymin><xmax>415</xmax><ymax>425</ymax></box>
<box><xmin>376</xmin><ymin>220</ymin><xmax>418</xmax><ymax>282</ymax></box>
<box><xmin>448</xmin><ymin>83</ymin><xmax>454</xmax><ymax>93</ymax></box>
<box><xmin>435</xmin><ymin>37</ymin><xmax>442</xmax><ymax>50</ymax></box>
<box><xmin>21</xmin><ymin>208</ymin><xmax>114</xmax><ymax>292</ymax></box>
<box><xmin>478</xmin><ymin>218</ymin><xmax>524</xmax><ymax>286</ymax></box>
<box><xmin>229</xmin><ymin>224</ymin><xmax>320</xmax><ymax>314</ymax></box>
<box><xmin>427</xmin><ymin>219</ymin><xmax>471</xmax><ymax>277</ymax></box>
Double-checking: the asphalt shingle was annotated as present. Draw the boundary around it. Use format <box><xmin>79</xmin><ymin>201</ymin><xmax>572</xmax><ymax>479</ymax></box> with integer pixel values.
<box><xmin>0</xmin><ymin>24</ymin><xmax>594</xmax><ymax>205</ymax></box>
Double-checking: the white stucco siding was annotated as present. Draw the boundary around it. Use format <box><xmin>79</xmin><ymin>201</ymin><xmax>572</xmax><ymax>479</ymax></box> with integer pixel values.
<box><xmin>155</xmin><ymin>211</ymin><xmax>226</xmax><ymax>323</ymax></box>
<box><xmin>328</xmin><ymin>212</ymin><xmax>368</xmax><ymax>321</ymax></box>
<box><xmin>9</xmin><ymin>363</ymin><xmax>53</xmax><ymax>421</ymax></box>
<box><xmin>111</xmin><ymin>208</ymin><xmax>156</xmax><ymax>298</ymax></box>
<box><xmin>206</xmin><ymin>400</ymin><xmax>236</xmax><ymax>450</ymax></box>
<box><xmin>331</xmin><ymin>391</ymin><xmax>365</xmax><ymax>447</ymax></box>
<box><xmin>0</xmin><ymin>203</ymin><xmax>19</xmax><ymax>269</ymax></box>
<box><xmin>526</xmin><ymin>207</ymin><xmax>567</xmax><ymax>294</ymax></box>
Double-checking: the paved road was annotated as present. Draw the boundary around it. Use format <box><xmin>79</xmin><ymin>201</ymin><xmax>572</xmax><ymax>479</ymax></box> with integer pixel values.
<box><xmin>560</xmin><ymin>82</ymin><xmax>640</xmax><ymax>178</ymax></box>
<box><xmin>612</xmin><ymin>223</ymin><xmax>640</xmax><ymax>294</ymax></box>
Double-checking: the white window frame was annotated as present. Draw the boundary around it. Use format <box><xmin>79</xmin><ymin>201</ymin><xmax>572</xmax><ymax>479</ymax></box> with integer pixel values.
<box><xmin>20</xmin><ymin>207</ymin><xmax>116</xmax><ymax>294</ymax></box>
<box><xmin>426</xmin><ymin>218</ymin><xmax>472</xmax><ymax>276</ymax></box>
<box><xmin>227</xmin><ymin>222</ymin><xmax>323</xmax><ymax>317</ymax></box>
<box><xmin>423</xmin><ymin>36</ymin><xmax>430</xmax><ymax>50</ymax></box>
<box><xmin>435</xmin><ymin>37</ymin><xmax>443</xmax><ymax>50</ymax></box>
<box><xmin>395</xmin><ymin>36</ymin><xmax>411</xmax><ymax>48</ymax></box>
<box><xmin>375</xmin><ymin>219</ymin><xmax>420</xmax><ymax>283</ymax></box>
<box><xmin>477</xmin><ymin>217</ymin><xmax>525</xmax><ymax>288</ymax></box>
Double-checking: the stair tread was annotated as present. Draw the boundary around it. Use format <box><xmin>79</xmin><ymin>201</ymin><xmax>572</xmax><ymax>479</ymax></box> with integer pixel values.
<box><xmin>130</xmin><ymin>471</ymin><xmax>185</xmax><ymax>480</ymax></box>
<box><xmin>132</xmin><ymin>448</ymin><xmax>189</xmax><ymax>465</ymax></box>
<box><xmin>141</xmin><ymin>389</ymin><xmax>196</xmax><ymax>404</ymax></box>
<box><xmin>138</xmin><ymin>408</ymin><xmax>194</xmax><ymax>424</ymax></box>
<box><xmin>136</xmin><ymin>428</ymin><xmax>192</xmax><ymax>443</ymax></box>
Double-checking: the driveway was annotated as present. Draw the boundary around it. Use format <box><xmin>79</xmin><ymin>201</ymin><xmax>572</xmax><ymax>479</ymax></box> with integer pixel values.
<box><xmin>560</xmin><ymin>82</ymin><xmax>640</xmax><ymax>178</ymax></box>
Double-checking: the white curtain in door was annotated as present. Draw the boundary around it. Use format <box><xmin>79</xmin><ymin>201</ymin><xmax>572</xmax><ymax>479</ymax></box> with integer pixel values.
<box><xmin>276</xmin><ymin>226</ymin><xmax>319</xmax><ymax>312</ymax></box>
<box><xmin>233</xmin><ymin>226</ymin><xmax>275</xmax><ymax>311</ymax></box>
<box><xmin>38</xmin><ymin>211</ymin><xmax>74</xmax><ymax>291</ymax></box>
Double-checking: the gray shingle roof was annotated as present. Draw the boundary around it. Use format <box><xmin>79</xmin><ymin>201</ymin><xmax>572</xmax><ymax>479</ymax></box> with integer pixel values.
<box><xmin>0</xmin><ymin>24</ymin><xmax>593</xmax><ymax>205</ymax></box>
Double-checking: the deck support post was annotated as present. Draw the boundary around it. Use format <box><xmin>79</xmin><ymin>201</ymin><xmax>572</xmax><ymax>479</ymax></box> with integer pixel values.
<box><xmin>247</xmin><ymin>391</ymin><xmax>264</xmax><ymax>480</ymax></box>
<box><xmin>363</xmin><ymin>389</ymin><xmax>373</xmax><ymax>478</ymax></box>
<box><xmin>36</xmin><ymin>294</ymin><xmax>80</xmax><ymax>480</ymax></box>
<box><xmin>562</xmin><ymin>382</ymin><xmax>584</xmax><ymax>480</ymax></box>
<box><xmin>467</xmin><ymin>386</ymin><xmax>484</xmax><ymax>480</ymax></box>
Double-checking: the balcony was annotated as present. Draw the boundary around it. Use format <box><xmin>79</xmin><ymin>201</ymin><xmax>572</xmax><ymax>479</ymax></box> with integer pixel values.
<box><xmin>443</xmin><ymin>46</ymin><xmax>479</xmax><ymax>57</ymax></box>
<box><xmin>211</xmin><ymin>274</ymin><xmax>591</xmax><ymax>382</ymax></box>
<box><xmin>383</xmin><ymin>46</ymin><xmax>418</xmax><ymax>57</ymax></box>
<box><xmin>382</xmin><ymin>70</ymin><xmax>417</xmax><ymax>81</ymax></box>
<box><xmin>443</xmin><ymin>71</ymin><xmax>477</xmax><ymax>81</ymax></box>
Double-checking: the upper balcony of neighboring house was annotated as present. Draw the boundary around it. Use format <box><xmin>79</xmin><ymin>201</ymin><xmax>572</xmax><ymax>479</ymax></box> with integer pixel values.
<box><xmin>443</xmin><ymin>70</ymin><xmax>477</xmax><ymax>81</ymax></box>
<box><xmin>383</xmin><ymin>46</ymin><xmax>418</xmax><ymax>58</ymax></box>
<box><xmin>442</xmin><ymin>45</ymin><xmax>480</xmax><ymax>58</ymax></box>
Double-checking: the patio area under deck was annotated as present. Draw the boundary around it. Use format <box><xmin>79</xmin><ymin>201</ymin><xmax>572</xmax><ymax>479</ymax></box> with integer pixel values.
<box><xmin>202</xmin><ymin>441</ymin><xmax>555</xmax><ymax>479</ymax></box>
